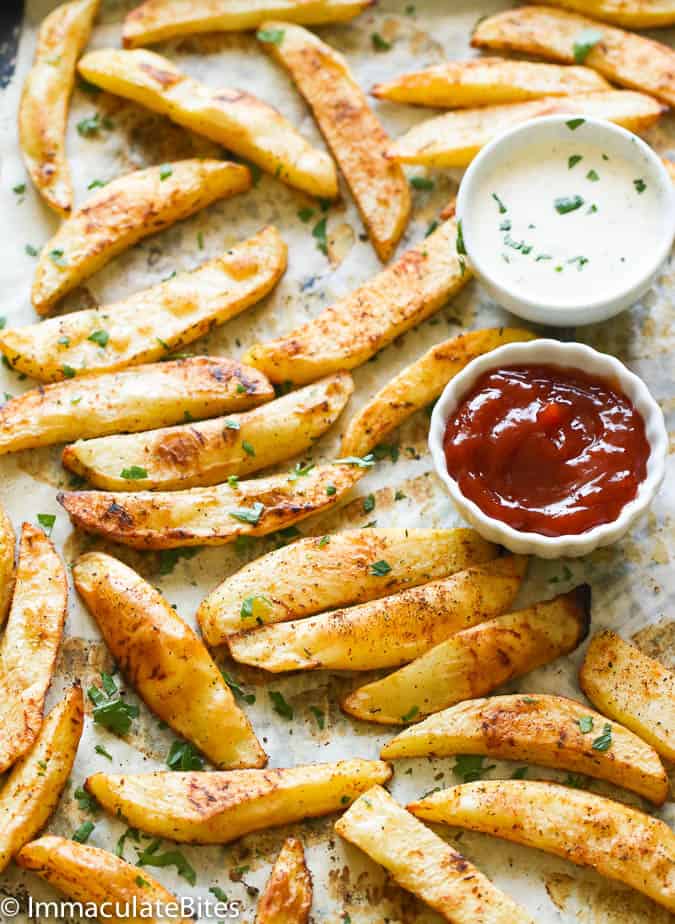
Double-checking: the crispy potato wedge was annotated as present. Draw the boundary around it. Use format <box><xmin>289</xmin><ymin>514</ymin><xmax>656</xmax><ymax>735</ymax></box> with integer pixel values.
<box><xmin>0</xmin><ymin>685</ymin><xmax>83</xmax><ymax>872</ymax></box>
<box><xmin>0</xmin><ymin>524</ymin><xmax>67</xmax><ymax>773</ymax></box>
<box><xmin>382</xmin><ymin>693</ymin><xmax>668</xmax><ymax>805</ymax></box>
<box><xmin>62</xmin><ymin>372</ymin><xmax>353</xmax><ymax>491</ymax></box>
<box><xmin>31</xmin><ymin>159</ymin><xmax>251</xmax><ymax>315</ymax></box>
<box><xmin>79</xmin><ymin>49</ymin><xmax>337</xmax><ymax>199</ymax></box>
<box><xmin>86</xmin><ymin>760</ymin><xmax>392</xmax><ymax>843</ymax></box>
<box><xmin>472</xmin><ymin>7</ymin><xmax>675</xmax><ymax>107</ymax></box>
<box><xmin>229</xmin><ymin>555</ymin><xmax>527</xmax><ymax>672</ymax></box>
<box><xmin>545</xmin><ymin>0</ymin><xmax>675</xmax><ymax>28</ymax></box>
<box><xmin>0</xmin><ymin>505</ymin><xmax>15</xmax><ymax>628</ymax></box>
<box><xmin>260</xmin><ymin>22</ymin><xmax>410</xmax><ymax>262</ymax></box>
<box><xmin>410</xmin><ymin>781</ymin><xmax>675</xmax><ymax>913</ymax></box>
<box><xmin>58</xmin><ymin>462</ymin><xmax>364</xmax><ymax>549</ymax></box>
<box><xmin>18</xmin><ymin>0</ymin><xmax>99</xmax><ymax>216</ymax></box>
<box><xmin>335</xmin><ymin>785</ymin><xmax>534</xmax><ymax>924</ymax></box>
<box><xmin>341</xmin><ymin>328</ymin><xmax>536</xmax><ymax>457</ymax></box>
<box><xmin>580</xmin><ymin>630</ymin><xmax>675</xmax><ymax>763</ymax></box>
<box><xmin>245</xmin><ymin>219</ymin><xmax>469</xmax><ymax>384</ymax></box>
<box><xmin>3</xmin><ymin>227</ymin><xmax>287</xmax><ymax>382</ymax></box>
<box><xmin>256</xmin><ymin>837</ymin><xmax>312</xmax><ymax>924</ymax></box>
<box><xmin>342</xmin><ymin>586</ymin><xmax>591</xmax><ymax>725</ymax></box>
<box><xmin>387</xmin><ymin>90</ymin><xmax>664</xmax><ymax>167</ymax></box>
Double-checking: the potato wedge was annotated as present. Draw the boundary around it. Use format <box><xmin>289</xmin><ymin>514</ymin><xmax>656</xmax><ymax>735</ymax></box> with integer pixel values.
<box><xmin>340</xmin><ymin>328</ymin><xmax>536</xmax><ymax>457</ymax></box>
<box><xmin>0</xmin><ymin>505</ymin><xmax>15</xmax><ymax>628</ymax></box>
<box><xmin>580</xmin><ymin>630</ymin><xmax>675</xmax><ymax>764</ymax></box>
<box><xmin>85</xmin><ymin>760</ymin><xmax>392</xmax><ymax>844</ymax></box>
<box><xmin>62</xmin><ymin>372</ymin><xmax>353</xmax><ymax>491</ymax></box>
<box><xmin>256</xmin><ymin>837</ymin><xmax>312</xmax><ymax>924</ymax></box>
<box><xmin>0</xmin><ymin>524</ymin><xmax>67</xmax><ymax>773</ymax></box>
<box><xmin>342</xmin><ymin>586</ymin><xmax>591</xmax><ymax>725</ymax></box>
<box><xmin>58</xmin><ymin>462</ymin><xmax>364</xmax><ymax>549</ymax></box>
<box><xmin>18</xmin><ymin>0</ymin><xmax>99</xmax><ymax>216</ymax></box>
<box><xmin>31</xmin><ymin>159</ymin><xmax>251</xmax><ymax>315</ymax></box>
<box><xmin>260</xmin><ymin>22</ymin><xmax>410</xmax><ymax>262</ymax></box>
<box><xmin>197</xmin><ymin>527</ymin><xmax>497</xmax><ymax>646</ymax></box>
<box><xmin>228</xmin><ymin>555</ymin><xmax>527</xmax><ymax>672</ymax></box>
<box><xmin>3</xmin><ymin>226</ymin><xmax>287</xmax><ymax>382</ymax></box>
<box><xmin>334</xmin><ymin>785</ymin><xmax>535</xmax><ymax>924</ymax></box>
<box><xmin>245</xmin><ymin>219</ymin><xmax>469</xmax><ymax>384</ymax></box>
<box><xmin>0</xmin><ymin>685</ymin><xmax>83</xmax><ymax>872</ymax></box>
<box><xmin>545</xmin><ymin>0</ymin><xmax>675</xmax><ymax>28</ymax></box>
<box><xmin>387</xmin><ymin>91</ymin><xmax>664</xmax><ymax>167</ymax></box>
<box><xmin>78</xmin><ymin>49</ymin><xmax>337</xmax><ymax>199</ymax></box>
<box><xmin>471</xmin><ymin>7</ymin><xmax>675</xmax><ymax>107</ymax></box>
<box><xmin>409</xmin><ymin>781</ymin><xmax>675</xmax><ymax>913</ymax></box>
<box><xmin>381</xmin><ymin>693</ymin><xmax>668</xmax><ymax>805</ymax></box>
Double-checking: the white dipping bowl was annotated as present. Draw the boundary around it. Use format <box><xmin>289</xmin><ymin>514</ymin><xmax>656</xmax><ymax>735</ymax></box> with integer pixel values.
<box><xmin>428</xmin><ymin>339</ymin><xmax>667</xmax><ymax>559</ymax></box>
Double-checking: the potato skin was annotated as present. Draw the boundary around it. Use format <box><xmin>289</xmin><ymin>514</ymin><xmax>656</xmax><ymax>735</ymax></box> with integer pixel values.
<box><xmin>545</xmin><ymin>0</ymin><xmax>675</xmax><ymax>28</ymax></box>
<box><xmin>256</xmin><ymin>837</ymin><xmax>312</xmax><ymax>924</ymax></box>
<box><xmin>0</xmin><ymin>504</ymin><xmax>15</xmax><ymax>627</ymax></box>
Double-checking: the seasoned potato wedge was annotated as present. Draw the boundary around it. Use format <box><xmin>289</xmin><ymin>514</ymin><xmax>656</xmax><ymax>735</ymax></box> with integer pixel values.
<box><xmin>79</xmin><ymin>49</ymin><xmax>337</xmax><ymax>199</ymax></box>
<box><xmin>245</xmin><ymin>220</ymin><xmax>469</xmax><ymax>384</ymax></box>
<box><xmin>472</xmin><ymin>7</ymin><xmax>675</xmax><ymax>107</ymax></box>
<box><xmin>545</xmin><ymin>0</ymin><xmax>675</xmax><ymax>28</ymax></box>
<box><xmin>31</xmin><ymin>159</ymin><xmax>251</xmax><ymax>315</ymax></box>
<box><xmin>0</xmin><ymin>686</ymin><xmax>83</xmax><ymax>872</ymax></box>
<box><xmin>256</xmin><ymin>837</ymin><xmax>312</xmax><ymax>924</ymax></box>
<box><xmin>86</xmin><ymin>760</ymin><xmax>392</xmax><ymax>843</ymax></box>
<box><xmin>3</xmin><ymin>227</ymin><xmax>287</xmax><ymax>381</ymax></box>
<box><xmin>341</xmin><ymin>328</ymin><xmax>536</xmax><ymax>457</ymax></box>
<box><xmin>260</xmin><ymin>22</ymin><xmax>410</xmax><ymax>262</ymax></box>
<box><xmin>382</xmin><ymin>694</ymin><xmax>668</xmax><ymax>804</ymax></box>
<box><xmin>58</xmin><ymin>462</ymin><xmax>364</xmax><ymax>549</ymax></box>
<box><xmin>335</xmin><ymin>786</ymin><xmax>534</xmax><ymax>924</ymax></box>
<box><xmin>0</xmin><ymin>524</ymin><xmax>67</xmax><ymax>773</ymax></box>
<box><xmin>410</xmin><ymin>781</ymin><xmax>675</xmax><ymax>913</ymax></box>
<box><xmin>18</xmin><ymin>0</ymin><xmax>99</xmax><ymax>216</ymax></box>
<box><xmin>342</xmin><ymin>586</ymin><xmax>591</xmax><ymax>725</ymax></box>
<box><xmin>229</xmin><ymin>556</ymin><xmax>527</xmax><ymax>672</ymax></box>
<box><xmin>62</xmin><ymin>372</ymin><xmax>353</xmax><ymax>491</ymax></box>
<box><xmin>580</xmin><ymin>630</ymin><xmax>675</xmax><ymax>763</ymax></box>
<box><xmin>0</xmin><ymin>505</ymin><xmax>15</xmax><ymax>628</ymax></box>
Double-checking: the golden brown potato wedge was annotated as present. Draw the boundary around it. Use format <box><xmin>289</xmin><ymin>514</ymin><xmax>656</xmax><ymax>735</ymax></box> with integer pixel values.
<box><xmin>78</xmin><ymin>49</ymin><xmax>338</xmax><ymax>199</ymax></box>
<box><xmin>0</xmin><ymin>524</ymin><xmax>67</xmax><ymax>773</ymax></box>
<box><xmin>62</xmin><ymin>372</ymin><xmax>353</xmax><ymax>491</ymax></box>
<box><xmin>545</xmin><ymin>0</ymin><xmax>675</xmax><ymax>28</ymax></box>
<box><xmin>342</xmin><ymin>586</ymin><xmax>591</xmax><ymax>725</ymax></box>
<box><xmin>0</xmin><ymin>685</ymin><xmax>83</xmax><ymax>872</ymax></box>
<box><xmin>382</xmin><ymin>693</ymin><xmax>669</xmax><ymax>805</ymax></box>
<box><xmin>228</xmin><ymin>555</ymin><xmax>527</xmax><ymax>672</ymax></box>
<box><xmin>580</xmin><ymin>630</ymin><xmax>675</xmax><ymax>764</ymax></box>
<box><xmin>245</xmin><ymin>219</ymin><xmax>469</xmax><ymax>384</ymax></box>
<box><xmin>260</xmin><ymin>22</ymin><xmax>410</xmax><ymax>262</ymax></box>
<box><xmin>0</xmin><ymin>505</ymin><xmax>15</xmax><ymax>628</ymax></box>
<box><xmin>58</xmin><ymin>462</ymin><xmax>364</xmax><ymax>549</ymax></box>
<box><xmin>410</xmin><ymin>781</ymin><xmax>675</xmax><ymax>913</ymax></box>
<box><xmin>472</xmin><ymin>6</ymin><xmax>675</xmax><ymax>107</ymax></box>
<box><xmin>86</xmin><ymin>760</ymin><xmax>392</xmax><ymax>843</ymax></box>
<box><xmin>31</xmin><ymin>159</ymin><xmax>251</xmax><ymax>315</ymax></box>
<box><xmin>2</xmin><ymin>226</ymin><xmax>287</xmax><ymax>381</ymax></box>
<box><xmin>256</xmin><ymin>837</ymin><xmax>312</xmax><ymax>924</ymax></box>
<box><xmin>335</xmin><ymin>785</ymin><xmax>535</xmax><ymax>924</ymax></box>
<box><xmin>18</xmin><ymin>0</ymin><xmax>99</xmax><ymax>216</ymax></box>
<box><xmin>340</xmin><ymin>328</ymin><xmax>536</xmax><ymax>457</ymax></box>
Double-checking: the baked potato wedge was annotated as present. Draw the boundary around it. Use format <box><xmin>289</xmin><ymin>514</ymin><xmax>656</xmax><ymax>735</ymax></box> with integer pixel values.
<box><xmin>334</xmin><ymin>785</ymin><xmax>534</xmax><ymax>924</ymax></box>
<box><xmin>342</xmin><ymin>586</ymin><xmax>591</xmax><ymax>725</ymax></box>
<box><xmin>0</xmin><ymin>505</ymin><xmax>15</xmax><ymax>628</ymax></box>
<box><xmin>18</xmin><ymin>0</ymin><xmax>99</xmax><ymax>216</ymax></box>
<box><xmin>340</xmin><ymin>328</ymin><xmax>536</xmax><ymax>457</ymax></box>
<box><xmin>0</xmin><ymin>524</ymin><xmax>67</xmax><ymax>773</ymax></box>
<box><xmin>2</xmin><ymin>226</ymin><xmax>287</xmax><ymax>381</ymax></box>
<box><xmin>245</xmin><ymin>219</ymin><xmax>469</xmax><ymax>384</ymax></box>
<box><xmin>58</xmin><ymin>462</ymin><xmax>364</xmax><ymax>549</ymax></box>
<box><xmin>545</xmin><ymin>0</ymin><xmax>675</xmax><ymax>28</ymax></box>
<box><xmin>381</xmin><ymin>693</ymin><xmax>668</xmax><ymax>805</ymax></box>
<box><xmin>256</xmin><ymin>837</ymin><xmax>312</xmax><ymax>924</ymax></box>
<box><xmin>580</xmin><ymin>630</ymin><xmax>675</xmax><ymax>763</ymax></box>
<box><xmin>259</xmin><ymin>22</ymin><xmax>410</xmax><ymax>262</ymax></box>
<box><xmin>472</xmin><ymin>6</ymin><xmax>675</xmax><ymax>107</ymax></box>
<box><xmin>409</xmin><ymin>780</ymin><xmax>675</xmax><ymax>913</ymax></box>
<box><xmin>31</xmin><ymin>158</ymin><xmax>251</xmax><ymax>315</ymax></box>
<box><xmin>62</xmin><ymin>372</ymin><xmax>353</xmax><ymax>491</ymax></box>
<box><xmin>85</xmin><ymin>759</ymin><xmax>392</xmax><ymax>843</ymax></box>
<box><xmin>228</xmin><ymin>555</ymin><xmax>527</xmax><ymax>672</ymax></box>
<box><xmin>0</xmin><ymin>685</ymin><xmax>83</xmax><ymax>872</ymax></box>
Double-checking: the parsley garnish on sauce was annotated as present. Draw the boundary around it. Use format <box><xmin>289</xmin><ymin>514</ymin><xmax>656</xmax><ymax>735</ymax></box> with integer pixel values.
<box><xmin>554</xmin><ymin>195</ymin><xmax>584</xmax><ymax>214</ymax></box>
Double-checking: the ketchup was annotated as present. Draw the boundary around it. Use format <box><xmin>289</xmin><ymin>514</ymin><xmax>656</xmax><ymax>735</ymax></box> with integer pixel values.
<box><xmin>443</xmin><ymin>364</ymin><xmax>650</xmax><ymax>537</ymax></box>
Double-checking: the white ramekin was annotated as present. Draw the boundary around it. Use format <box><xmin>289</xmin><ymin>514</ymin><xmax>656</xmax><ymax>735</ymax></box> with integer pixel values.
<box><xmin>428</xmin><ymin>339</ymin><xmax>667</xmax><ymax>559</ymax></box>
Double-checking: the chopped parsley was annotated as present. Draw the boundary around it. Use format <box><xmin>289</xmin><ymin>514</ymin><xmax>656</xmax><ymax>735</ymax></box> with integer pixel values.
<box><xmin>309</xmin><ymin>706</ymin><xmax>325</xmax><ymax>730</ymax></box>
<box><xmin>326</xmin><ymin>484</ymin><xmax>337</xmax><ymax>495</ymax></box>
<box><xmin>221</xmin><ymin>670</ymin><xmax>256</xmax><ymax>704</ymax></box>
<box><xmin>554</xmin><ymin>195</ymin><xmax>584</xmax><ymax>214</ymax></box>
<box><xmin>159</xmin><ymin>164</ymin><xmax>173</xmax><ymax>181</ymax></box>
<box><xmin>410</xmin><ymin>176</ymin><xmax>434</xmax><ymax>191</ymax></box>
<box><xmin>228</xmin><ymin>502</ymin><xmax>264</xmax><ymax>525</ymax></box>
<box><xmin>74</xmin><ymin>787</ymin><xmax>99</xmax><ymax>813</ymax></box>
<box><xmin>257</xmin><ymin>27</ymin><xmax>285</xmax><ymax>44</ymax></box>
<box><xmin>49</xmin><ymin>248</ymin><xmax>67</xmax><ymax>267</ymax></box>
<box><xmin>13</xmin><ymin>183</ymin><xmax>26</xmax><ymax>196</ymax></box>
<box><xmin>224</xmin><ymin>419</ymin><xmax>240</xmax><ymax>430</ymax></box>
<box><xmin>586</xmin><ymin>169</ymin><xmax>599</xmax><ymax>182</ymax></box>
<box><xmin>370</xmin><ymin>559</ymin><xmax>391</xmax><ymax>576</ymax></box>
<box><xmin>578</xmin><ymin>715</ymin><xmax>594</xmax><ymax>734</ymax></box>
<box><xmin>94</xmin><ymin>744</ymin><xmax>112</xmax><ymax>760</ymax></box>
<box><xmin>87</xmin><ymin>329</ymin><xmax>109</xmax><ymax>348</ymax></box>
<box><xmin>634</xmin><ymin>178</ymin><xmax>647</xmax><ymax>193</ymax></box>
<box><xmin>566</xmin><ymin>118</ymin><xmax>586</xmax><ymax>131</ymax></box>
<box><xmin>25</xmin><ymin>244</ymin><xmax>38</xmax><ymax>257</ymax></box>
<box><xmin>573</xmin><ymin>27</ymin><xmax>603</xmax><ymax>64</ymax></box>
<box><xmin>158</xmin><ymin>546</ymin><xmax>199</xmax><ymax>575</ymax></box>
<box><xmin>491</xmin><ymin>192</ymin><xmax>507</xmax><ymax>213</ymax></box>
<box><xmin>425</xmin><ymin>220</ymin><xmax>439</xmax><ymax>238</ymax></box>
<box><xmin>166</xmin><ymin>740</ymin><xmax>204</xmax><ymax>771</ymax></box>
<box><xmin>363</xmin><ymin>494</ymin><xmax>375</xmax><ymax>514</ymax></box>
<box><xmin>298</xmin><ymin>207</ymin><xmax>315</xmax><ymax>223</ymax></box>
<box><xmin>88</xmin><ymin>674</ymin><xmax>139</xmax><ymax>735</ymax></box>
<box><xmin>592</xmin><ymin>722</ymin><xmax>613</xmax><ymax>752</ymax></box>
<box><xmin>88</xmin><ymin>179</ymin><xmax>105</xmax><ymax>190</ymax></box>
<box><xmin>453</xmin><ymin>754</ymin><xmax>495</xmax><ymax>783</ymax></box>
<box><xmin>136</xmin><ymin>839</ymin><xmax>196</xmax><ymax>885</ymax></box>
<box><xmin>120</xmin><ymin>465</ymin><xmax>148</xmax><ymax>480</ymax></box>
<box><xmin>269</xmin><ymin>690</ymin><xmax>294</xmax><ymax>720</ymax></box>
<box><xmin>242</xmin><ymin>440</ymin><xmax>256</xmax><ymax>456</ymax></box>
<box><xmin>76</xmin><ymin>112</ymin><xmax>113</xmax><ymax>137</ymax></box>
<box><xmin>456</xmin><ymin>220</ymin><xmax>466</xmax><ymax>256</ymax></box>
<box><xmin>371</xmin><ymin>32</ymin><xmax>391</xmax><ymax>51</ymax></box>
<box><xmin>511</xmin><ymin>766</ymin><xmax>529</xmax><ymax>779</ymax></box>
<box><xmin>312</xmin><ymin>216</ymin><xmax>328</xmax><ymax>255</ymax></box>
<box><xmin>72</xmin><ymin>821</ymin><xmax>95</xmax><ymax>844</ymax></box>
<box><xmin>335</xmin><ymin>454</ymin><xmax>375</xmax><ymax>468</ymax></box>
<box><xmin>37</xmin><ymin>513</ymin><xmax>56</xmax><ymax>536</ymax></box>
<box><xmin>401</xmin><ymin>705</ymin><xmax>419</xmax><ymax>722</ymax></box>
<box><xmin>240</xmin><ymin>594</ymin><xmax>271</xmax><ymax>620</ymax></box>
